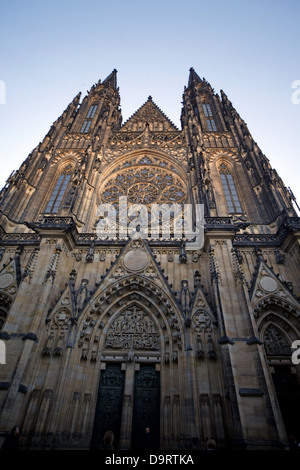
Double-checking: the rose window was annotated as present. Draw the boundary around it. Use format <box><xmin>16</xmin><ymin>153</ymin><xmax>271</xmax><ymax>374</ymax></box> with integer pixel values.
<box><xmin>101</xmin><ymin>166</ymin><xmax>186</xmax><ymax>206</ymax></box>
<box><xmin>128</xmin><ymin>183</ymin><xmax>159</xmax><ymax>204</ymax></box>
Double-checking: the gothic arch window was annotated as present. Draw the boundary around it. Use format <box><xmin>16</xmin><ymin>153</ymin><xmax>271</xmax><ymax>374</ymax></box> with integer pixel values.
<box><xmin>80</xmin><ymin>104</ymin><xmax>98</xmax><ymax>133</ymax></box>
<box><xmin>219</xmin><ymin>163</ymin><xmax>242</xmax><ymax>213</ymax></box>
<box><xmin>202</xmin><ymin>103</ymin><xmax>217</xmax><ymax>131</ymax></box>
<box><xmin>45</xmin><ymin>164</ymin><xmax>72</xmax><ymax>214</ymax></box>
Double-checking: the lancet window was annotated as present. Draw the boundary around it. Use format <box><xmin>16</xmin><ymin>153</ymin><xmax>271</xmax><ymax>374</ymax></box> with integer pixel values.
<box><xmin>219</xmin><ymin>163</ymin><xmax>242</xmax><ymax>213</ymax></box>
<box><xmin>202</xmin><ymin>103</ymin><xmax>217</xmax><ymax>131</ymax></box>
<box><xmin>45</xmin><ymin>165</ymin><xmax>72</xmax><ymax>213</ymax></box>
<box><xmin>80</xmin><ymin>104</ymin><xmax>98</xmax><ymax>133</ymax></box>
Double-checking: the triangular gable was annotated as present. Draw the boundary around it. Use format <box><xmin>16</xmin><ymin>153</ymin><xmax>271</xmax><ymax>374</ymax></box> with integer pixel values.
<box><xmin>189</xmin><ymin>282</ymin><xmax>216</xmax><ymax>330</ymax></box>
<box><xmin>250</xmin><ymin>259</ymin><xmax>300</xmax><ymax>312</ymax></box>
<box><xmin>121</xmin><ymin>96</ymin><xmax>178</xmax><ymax>132</ymax></box>
<box><xmin>45</xmin><ymin>271</ymin><xmax>90</xmax><ymax>324</ymax></box>
<box><xmin>97</xmin><ymin>237</ymin><xmax>176</xmax><ymax>298</ymax></box>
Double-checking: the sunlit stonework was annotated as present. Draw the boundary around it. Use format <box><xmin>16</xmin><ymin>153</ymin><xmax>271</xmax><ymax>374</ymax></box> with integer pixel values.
<box><xmin>101</xmin><ymin>166</ymin><xmax>186</xmax><ymax>205</ymax></box>
<box><xmin>0</xmin><ymin>69</ymin><xmax>299</xmax><ymax>451</ymax></box>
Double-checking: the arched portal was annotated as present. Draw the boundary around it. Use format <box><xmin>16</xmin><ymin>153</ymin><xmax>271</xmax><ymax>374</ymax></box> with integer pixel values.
<box><xmin>255</xmin><ymin>302</ymin><xmax>300</xmax><ymax>446</ymax></box>
<box><xmin>86</xmin><ymin>275</ymin><xmax>184</xmax><ymax>450</ymax></box>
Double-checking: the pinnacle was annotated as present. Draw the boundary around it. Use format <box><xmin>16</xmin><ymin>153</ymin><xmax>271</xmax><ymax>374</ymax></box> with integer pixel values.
<box><xmin>102</xmin><ymin>69</ymin><xmax>118</xmax><ymax>90</ymax></box>
<box><xmin>188</xmin><ymin>67</ymin><xmax>203</xmax><ymax>87</ymax></box>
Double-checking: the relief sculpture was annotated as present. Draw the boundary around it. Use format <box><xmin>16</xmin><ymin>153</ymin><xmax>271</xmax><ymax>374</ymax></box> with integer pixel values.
<box><xmin>104</xmin><ymin>306</ymin><xmax>159</xmax><ymax>350</ymax></box>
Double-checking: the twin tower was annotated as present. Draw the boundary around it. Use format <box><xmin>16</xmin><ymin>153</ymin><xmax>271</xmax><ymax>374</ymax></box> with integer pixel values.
<box><xmin>0</xmin><ymin>68</ymin><xmax>299</xmax><ymax>450</ymax></box>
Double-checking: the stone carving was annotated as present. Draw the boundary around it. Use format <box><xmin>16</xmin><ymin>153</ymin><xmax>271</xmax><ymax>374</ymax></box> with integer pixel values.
<box><xmin>259</xmin><ymin>276</ymin><xmax>277</xmax><ymax>293</ymax></box>
<box><xmin>0</xmin><ymin>273</ymin><xmax>14</xmax><ymax>289</ymax></box>
<box><xmin>104</xmin><ymin>306</ymin><xmax>159</xmax><ymax>351</ymax></box>
<box><xmin>193</xmin><ymin>310</ymin><xmax>212</xmax><ymax>332</ymax></box>
<box><xmin>123</xmin><ymin>248</ymin><xmax>148</xmax><ymax>272</ymax></box>
<box><xmin>101</xmin><ymin>166</ymin><xmax>186</xmax><ymax>207</ymax></box>
<box><xmin>75</xmin><ymin>279</ymin><xmax>89</xmax><ymax>313</ymax></box>
<box><xmin>264</xmin><ymin>325</ymin><xmax>291</xmax><ymax>356</ymax></box>
<box><xmin>85</xmin><ymin>243</ymin><xmax>95</xmax><ymax>263</ymax></box>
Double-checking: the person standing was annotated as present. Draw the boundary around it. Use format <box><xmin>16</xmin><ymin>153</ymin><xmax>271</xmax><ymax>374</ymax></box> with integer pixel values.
<box><xmin>101</xmin><ymin>430</ymin><xmax>115</xmax><ymax>450</ymax></box>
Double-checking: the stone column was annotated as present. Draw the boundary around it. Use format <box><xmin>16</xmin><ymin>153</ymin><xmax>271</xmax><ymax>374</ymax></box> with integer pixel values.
<box><xmin>162</xmin><ymin>395</ymin><xmax>171</xmax><ymax>449</ymax></box>
<box><xmin>0</xmin><ymin>333</ymin><xmax>37</xmax><ymax>430</ymax></box>
<box><xmin>0</xmin><ymin>243</ymin><xmax>59</xmax><ymax>431</ymax></box>
<box><xmin>119</xmin><ymin>362</ymin><xmax>135</xmax><ymax>449</ymax></box>
<box><xmin>200</xmin><ymin>393</ymin><xmax>212</xmax><ymax>441</ymax></box>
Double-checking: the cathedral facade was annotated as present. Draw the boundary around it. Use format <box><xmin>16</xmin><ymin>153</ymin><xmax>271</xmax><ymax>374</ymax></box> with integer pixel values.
<box><xmin>0</xmin><ymin>69</ymin><xmax>299</xmax><ymax>450</ymax></box>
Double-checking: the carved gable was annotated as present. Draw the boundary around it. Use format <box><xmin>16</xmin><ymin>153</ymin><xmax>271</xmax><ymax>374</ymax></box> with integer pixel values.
<box><xmin>120</xmin><ymin>96</ymin><xmax>178</xmax><ymax>132</ymax></box>
<box><xmin>250</xmin><ymin>260</ymin><xmax>300</xmax><ymax>315</ymax></box>
<box><xmin>98</xmin><ymin>237</ymin><xmax>174</xmax><ymax>295</ymax></box>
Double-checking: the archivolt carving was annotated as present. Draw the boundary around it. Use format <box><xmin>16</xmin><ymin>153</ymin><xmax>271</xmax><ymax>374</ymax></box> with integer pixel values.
<box><xmin>255</xmin><ymin>306</ymin><xmax>300</xmax><ymax>356</ymax></box>
<box><xmin>76</xmin><ymin>274</ymin><xmax>184</xmax><ymax>361</ymax></box>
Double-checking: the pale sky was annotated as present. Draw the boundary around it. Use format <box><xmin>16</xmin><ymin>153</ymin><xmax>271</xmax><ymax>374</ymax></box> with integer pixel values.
<box><xmin>0</xmin><ymin>0</ymin><xmax>299</xmax><ymax>209</ymax></box>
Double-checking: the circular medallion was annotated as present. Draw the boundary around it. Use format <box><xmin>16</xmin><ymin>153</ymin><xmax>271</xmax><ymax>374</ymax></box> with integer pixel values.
<box><xmin>259</xmin><ymin>276</ymin><xmax>277</xmax><ymax>292</ymax></box>
<box><xmin>0</xmin><ymin>273</ymin><xmax>14</xmax><ymax>289</ymax></box>
<box><xmin>123</xmin><ymin>249</ymin><xmax>149</xmax><ymax>271</ymax></box>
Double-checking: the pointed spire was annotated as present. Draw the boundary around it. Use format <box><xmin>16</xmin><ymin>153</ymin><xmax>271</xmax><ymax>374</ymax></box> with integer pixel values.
<box><xmin>102</xmin><ymin>69</ymin><xmax>118</xmax><ymax>90</ymax></box>
<box><xmin>188</xmin><ymin>67</ymin><xmax>202</xmax><ymax>87</ymax></box>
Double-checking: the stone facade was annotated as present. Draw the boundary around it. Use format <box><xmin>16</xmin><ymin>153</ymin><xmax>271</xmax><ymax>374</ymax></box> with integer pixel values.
<box><xmin>0</xmin><ymin>69</ymin><xmax>299</xmax><ymax>450</ymax></box>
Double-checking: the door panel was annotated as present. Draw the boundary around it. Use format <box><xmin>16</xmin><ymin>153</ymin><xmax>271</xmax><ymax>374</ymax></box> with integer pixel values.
<box><xmin>132</xmin><ymin>364</ymin><xmax>160</xmax><ymax>450</ymax></box>
<box><xmin>90</xmin><ymin>364</ymin><xmax>125</xmax><ymax>449</ymax></box>
<box><xmin>272</xmin><ymin>365</ymin><xmax>300</xmax><ymax>443</ymax></box>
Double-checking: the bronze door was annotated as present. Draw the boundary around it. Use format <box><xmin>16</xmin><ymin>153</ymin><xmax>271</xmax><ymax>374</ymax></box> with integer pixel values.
<box><xmin>272</xmin><ymin>365</ymin><xmax>300</xmax><ymax>445</ymax></box>
<box><xmin>131</xmin><ymin>364</ymin><xmax>160</xmax><ymax>450</ymax></box>
<box><xmin>90</xmin><ymin>363</ymin><xmax>125</xmax><ymax>449</ymax></box>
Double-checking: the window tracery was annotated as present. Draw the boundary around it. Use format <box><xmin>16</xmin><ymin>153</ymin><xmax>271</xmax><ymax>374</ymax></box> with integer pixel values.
<box><xmin>264</xmin><ymin>324</ymin><xmax>291</xmax><ymax>356</ymax></box>
<box><xmin>45</xmin><ymin>164</ymin><xmax>73</xmax><ymax>214</ymax></box>
<box><xmin>101</xmin><ymin>166</ymin><xmax>186</xmax><ymax>206</ymax></box>
<box><xmin>219</xmin><ymin>163</ymin><xmax>242</xmax><ymax>213</ymax></box>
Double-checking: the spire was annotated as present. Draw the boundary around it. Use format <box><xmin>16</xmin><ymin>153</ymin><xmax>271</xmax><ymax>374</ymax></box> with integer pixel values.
<box><xmin>102</xmin><ymin>69</ymin><xmax>118</xmax><ymax>90</ymax></box>
<box><xmin>188</xmin><ymin>67</ymin><xmax>202</xmax><ymax>87</ymax></box>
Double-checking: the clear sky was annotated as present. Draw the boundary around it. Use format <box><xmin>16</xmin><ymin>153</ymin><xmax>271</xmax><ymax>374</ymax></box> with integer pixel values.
<box><xmin>0</xmin><ymin>0</ymin><xmax>299</xmax><ymax>208</ymax></box>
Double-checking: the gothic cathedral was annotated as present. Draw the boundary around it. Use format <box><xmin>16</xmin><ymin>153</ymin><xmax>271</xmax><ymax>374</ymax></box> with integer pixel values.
<box><xmin>0</xmin><ymin>69</ymin><xmax>299</xmax><ymax>450</ymax></box>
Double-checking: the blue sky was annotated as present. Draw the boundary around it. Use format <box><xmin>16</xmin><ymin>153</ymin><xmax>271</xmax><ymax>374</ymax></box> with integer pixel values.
<box><xmin>1</xmin><ymin>0</ymin><xmax>299</xmax><ymax>207</ymax></box>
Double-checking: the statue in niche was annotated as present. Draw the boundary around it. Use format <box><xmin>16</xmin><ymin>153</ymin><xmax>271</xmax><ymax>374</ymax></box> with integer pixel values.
<box><xmin>76</xmin><ymin>279</ymin><xmax>89</xmax><ymax>313</ymax></box>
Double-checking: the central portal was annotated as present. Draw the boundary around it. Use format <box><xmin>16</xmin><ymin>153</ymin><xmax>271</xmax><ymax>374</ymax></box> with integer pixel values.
<box><xmin>91</xmin><ymin>363</ymin><xmax>160</xmax><ymax>450</ymax></box>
